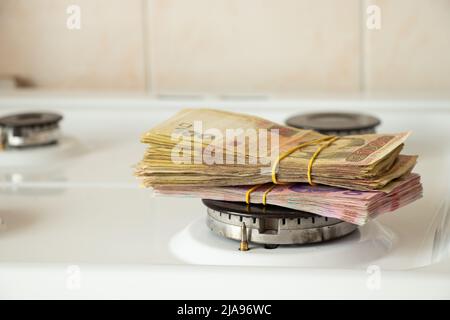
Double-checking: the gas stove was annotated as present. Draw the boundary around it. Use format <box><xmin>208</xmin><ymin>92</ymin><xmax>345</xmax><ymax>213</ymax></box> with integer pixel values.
<box><xmin>0</xmin><ymin>92</ymin><xmax>449</xmax><ymax>299</ymax></box>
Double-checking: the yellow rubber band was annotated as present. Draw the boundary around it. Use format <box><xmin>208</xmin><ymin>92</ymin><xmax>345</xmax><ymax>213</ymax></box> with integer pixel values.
<box><xmin>262</xmin><ymin>184</ymin><xmax>277</xmax><ymax>205</ymax></box>
<box><xmin>245</xmin><ymin>184</ymin><xmax>264</xmax><ymax>204</ymax></box>
<box><xmin>307</xmin><ymin>136</ymin><xmax>339</xmax><ymax>185</ymax></box>
<box><xmin>246</xmin><ymin>136</ymin><xmax>338</xmax><ymax>206</ymax></box>
<box><xmin>271</xmin><ymin>136</ymin><xmax>338</xmax><ymax>185</ymax></box>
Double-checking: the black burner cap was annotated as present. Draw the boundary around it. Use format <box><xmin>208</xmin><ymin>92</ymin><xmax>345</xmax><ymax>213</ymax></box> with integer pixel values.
<box><xmin>202</xmin><ymin>199</ymin><xmax>318</xmax><ymax>219</ymax></box>
<box><xmin>285</xmin><ymin>112</ymin><xmax>380</xmax><ymax>134</ymax></box>
<box><xmin>0</xmin><ymin>112</ymin><xmax>63</xmax><ymax>128</ymax></box>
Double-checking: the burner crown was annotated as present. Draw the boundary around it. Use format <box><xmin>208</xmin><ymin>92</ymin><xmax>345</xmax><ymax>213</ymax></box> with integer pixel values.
<box><xmin>0</xmin><ymin>111</ymin><xmax>63</xmax><ymax>148</ymax></box>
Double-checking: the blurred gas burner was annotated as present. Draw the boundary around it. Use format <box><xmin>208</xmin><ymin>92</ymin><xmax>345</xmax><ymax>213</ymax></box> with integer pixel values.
<box><xmin>285</xmin><ymin>112</ymin><xmax>381</xmax><ymax>135</ymax></box>
<box><xmin>0</xmin><ymin>112</ymin><xmax>63</xmax><ymax>149</ymax></box>
<box><xmin>203</xmin><ymin>199</ymin><xmax>358</xmax><ymax>250</ymax></box>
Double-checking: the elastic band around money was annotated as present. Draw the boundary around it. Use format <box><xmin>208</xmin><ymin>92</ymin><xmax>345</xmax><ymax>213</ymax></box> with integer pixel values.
<box><xmin>245</xmin><ymin>184</ymin><xmax>264</xmax><ymax>204</ymax></box>
<box><xmin>245</xmin><ymin>136</ymin><xmax>339</xmax><ymax>206</ymax></box>
<box><xmin>271</xmin><ymin>136</ymin><xmax>339</xmax><ymax>185</ymax></box>
<box><xmin>245</xmin><ymin>183</ymin><xmax>277</xmax><ymax>205</ymax></box>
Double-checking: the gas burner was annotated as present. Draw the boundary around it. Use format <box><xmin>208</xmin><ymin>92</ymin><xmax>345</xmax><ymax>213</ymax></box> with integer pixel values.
<box><xmin>203</xmin><ymin>199</ymin><xmax>358</xmax><ymax>250</ymax></box>
<box><xmin>0</xmin><ymin>112</ymin><xmax>63</xmax><ymax>149</ymax></box>
<box><xmin>285</xmin><ymin>112</ymin><xmax>381</xmax><ymax>135</ymax></box>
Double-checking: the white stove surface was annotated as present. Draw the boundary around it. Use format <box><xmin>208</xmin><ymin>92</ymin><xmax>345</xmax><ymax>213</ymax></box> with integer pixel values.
<box><xmin>0</xmin><ymin>93</ymin><xmax>450</xmax><ymax>299</ymax></box>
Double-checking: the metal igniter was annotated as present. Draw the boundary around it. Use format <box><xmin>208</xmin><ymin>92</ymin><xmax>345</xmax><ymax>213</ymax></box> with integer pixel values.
<box><xmin>239</xmin><ymin>222</ymin><xmax>249</xmax><ymax>251</ymax></box>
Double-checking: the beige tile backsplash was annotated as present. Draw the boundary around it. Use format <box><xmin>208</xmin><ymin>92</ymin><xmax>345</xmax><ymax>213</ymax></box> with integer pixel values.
<box><xmin>365</xmin><ymin>0</ymin><xmax>450</xmax><ymax>92</ymax></box>
<box><xmin>149</xmin><ymin>0</ymin><xmax>361</xmax><ymax>94</ymax></box>
<box><xmin>0</xmin><ymin>0</ymin><xmax>449</xmax><ymax>94</ymax></box>
<box><xmin>0</xmin><ymin>0</ymin><xmax>146</xmax><ymax>91</ymax></box>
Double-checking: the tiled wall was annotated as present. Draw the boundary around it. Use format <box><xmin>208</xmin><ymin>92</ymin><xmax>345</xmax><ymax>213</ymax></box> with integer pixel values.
<box><xmin>365</xmin><ymin>0</ymin><xmax>450</xmax><ymax>92</ymax></box>
<box><xmin>0</xmin><ymin>0</ymin><xmax>449</xmax><ymax>94</ymax></box>
<box><xmin>0</xmin><ymin>0</ymin><xmax>146</xmax><ymax>91</ymax></box>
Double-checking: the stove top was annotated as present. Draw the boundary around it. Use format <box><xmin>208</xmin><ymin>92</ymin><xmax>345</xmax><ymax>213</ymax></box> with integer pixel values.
<box><xmin>0</xmin><ymin>94</ymin><xmax>449</xmax><ymax>299</ymax></box>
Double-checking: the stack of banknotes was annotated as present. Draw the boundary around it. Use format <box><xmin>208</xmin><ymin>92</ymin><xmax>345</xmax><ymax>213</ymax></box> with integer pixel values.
<box><xmin>135</xmin><ymin>109</ymin><xmax>423</xmax><ymax>225</ymax></box>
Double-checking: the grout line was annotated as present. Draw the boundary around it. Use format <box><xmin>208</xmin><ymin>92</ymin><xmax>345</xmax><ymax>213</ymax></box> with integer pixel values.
<box><xmin>142</xmin><ymin>0</ymin><xmax>151</xmax><ymax>94</ymax></box>
<box><xmin>359</xmin><ymin>0</ymin><xmax>367</xmax><ymax>93</ymax></box>
<box><xmin>360</xmin><ymin>0</ymin><xmax>373</xmax><ymax>94</ymax></box>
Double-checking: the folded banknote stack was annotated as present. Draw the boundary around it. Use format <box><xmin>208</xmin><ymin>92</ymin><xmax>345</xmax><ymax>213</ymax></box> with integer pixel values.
<box><xmin>135</xmin><ymin>109</ymin><xmax>423</xmax><ymax>225</ymax></box>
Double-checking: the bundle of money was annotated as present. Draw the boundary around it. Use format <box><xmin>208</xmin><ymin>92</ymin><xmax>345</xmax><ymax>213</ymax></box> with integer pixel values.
<box><xmin>154</xmin><ymin>173</ymin><xmax>423</xmax><ymax>225</ymax></box>
<box><xmin>136</xmin><ymin>108</ymin><xmax>417</xmax><ymax>191</ymax></box>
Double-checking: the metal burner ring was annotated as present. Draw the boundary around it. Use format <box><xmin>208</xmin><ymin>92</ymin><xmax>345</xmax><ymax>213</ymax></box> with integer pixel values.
<box><xmin>0</xmin><ymin>112</ymin><xmax>63</xmax><ymax>148</ymax></box>
<box><xmin>203</xmin><ymin>199</ymin><xmax>358</xmax><ymax>246</ymax></box>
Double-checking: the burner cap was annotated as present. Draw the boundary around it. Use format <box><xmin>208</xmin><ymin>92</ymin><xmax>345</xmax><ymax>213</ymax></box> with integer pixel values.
<box><xmin>0</xmin><ymin>112</ymin><xmax>62</xmax><ymax>128</ymax></box>
<box><xmin>0</xmin><ymin>112</ymin><xmax>63</xmax><ymax>148</ymax></box>
<box><xmin>285</xmin><ymin>112</ymin><xmax>381</xmax><ymax>135</ymax></box>
<box><xmin>202</xmin><ymin>199</ymin><xmax>317</xmax><ymax>219</ymax></box>
<box><xmin>203</xmin><ymin>199</ymin><xmax>358</xmax><ymax>247</ymax></box>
